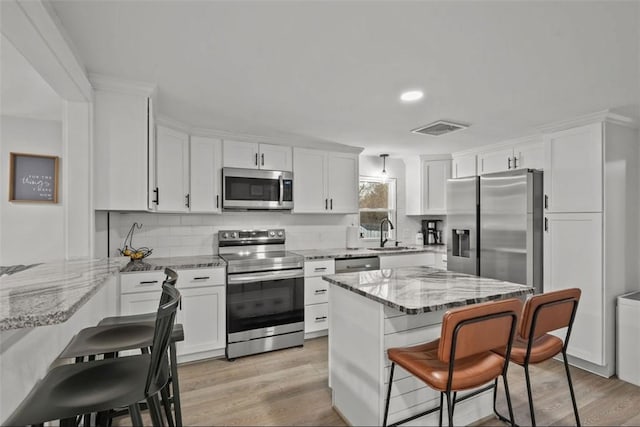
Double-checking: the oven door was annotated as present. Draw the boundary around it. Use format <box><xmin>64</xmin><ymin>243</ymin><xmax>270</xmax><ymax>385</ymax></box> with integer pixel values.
<box><xmin>226</xmin><ymin>269</ymin><xmax>304</xmax><ymax>340</ymax></box>
<box><xmin>222</xmin><ymin>167</ymin><xmax>293</xmax><ymax>210</ymax></box>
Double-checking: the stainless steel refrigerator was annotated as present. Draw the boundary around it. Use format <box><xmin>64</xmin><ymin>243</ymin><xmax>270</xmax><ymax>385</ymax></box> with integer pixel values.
<box><xmin>446</xmin><ymin>169</ymin><xmax>543</xmax><ymax>293</ymax></box>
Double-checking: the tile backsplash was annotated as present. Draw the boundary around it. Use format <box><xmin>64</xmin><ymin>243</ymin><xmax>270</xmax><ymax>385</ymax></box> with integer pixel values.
<box><xmin>108</xmin><ymin>211</ymin><xmax>358</xmax><ymax>257</ymax></box>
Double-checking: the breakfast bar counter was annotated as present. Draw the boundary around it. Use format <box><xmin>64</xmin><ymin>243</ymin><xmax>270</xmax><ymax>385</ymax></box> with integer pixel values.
<box><xmin>323</xmin><ymin>267</ymin><xmax>532</xmax><ymax>426</ymax></box>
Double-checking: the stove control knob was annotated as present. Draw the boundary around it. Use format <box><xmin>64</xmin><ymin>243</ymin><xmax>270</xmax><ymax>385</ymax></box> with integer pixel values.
<box><xmin>231</xmin><ymin>232</ymin><xmax>237</xmax><ymax>238</ymax></box>
<box><xmin>222</xmin><ymin>232</ymin><xmax>229</xmax><ymax>239</ymax></box>
<box><xmin>277</xmin><ymin>231</ymin><xmax>284</xmax><ymax>237</ymax></box>
<box><xmin>269</xmin><ymin>231</ymin><xmax>275</xmax><ymax>237</ymax></box>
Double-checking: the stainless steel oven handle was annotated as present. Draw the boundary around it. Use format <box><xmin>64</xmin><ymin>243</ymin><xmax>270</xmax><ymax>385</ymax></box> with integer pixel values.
<box><xmin>227</xmin><ymin>269</ymin><xmax>304</xmax><ymax>285</ymax></box>
<box><xmin>278</xmin><ymin>174</ymin><xmax>284</xmax><ymax>206</ymax></box>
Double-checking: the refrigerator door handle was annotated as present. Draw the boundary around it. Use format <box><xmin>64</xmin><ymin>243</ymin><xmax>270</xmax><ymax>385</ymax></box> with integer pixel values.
<box><xmin>544</xmin><ymin>217</ymin><xmax>549</xmax><ymax>232</ymax></box>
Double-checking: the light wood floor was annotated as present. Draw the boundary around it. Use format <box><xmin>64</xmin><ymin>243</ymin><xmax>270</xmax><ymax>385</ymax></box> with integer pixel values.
<box><xmin>119</xmin><ymin>336</ymin><xmax>640</xmax><ymax>426</ymax></box>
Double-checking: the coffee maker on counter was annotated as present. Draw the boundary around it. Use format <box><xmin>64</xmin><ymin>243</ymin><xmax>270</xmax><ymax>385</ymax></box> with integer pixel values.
<box><xmin>422</xmin><ymin>220</ymin><xmax>443</xmax><ymax>245</ymax></box>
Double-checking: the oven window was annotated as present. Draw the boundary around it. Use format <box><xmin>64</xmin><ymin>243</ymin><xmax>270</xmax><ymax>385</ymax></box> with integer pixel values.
<box><xmin>225</xmin><ymin>177</ymin><xmax>279</xmax><ymax>202</ymax></box>
<box><xmin>227</xmin><ymin>277</ymin><xmax>304</xmax><ymax>333</ymax></box>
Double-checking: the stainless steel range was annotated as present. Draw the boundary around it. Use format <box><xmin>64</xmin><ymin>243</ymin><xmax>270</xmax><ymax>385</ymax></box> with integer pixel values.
<box><xmin>218</xmin><ymin>229</ymin><xmax>304</xmax><ymax>359</ymax></box>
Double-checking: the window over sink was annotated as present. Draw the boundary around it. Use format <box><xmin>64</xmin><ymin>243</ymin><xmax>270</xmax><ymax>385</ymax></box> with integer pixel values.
<box><xmin>359</xmin><ymin>177</ymin><xmax>396</xmax><ymax>240</ymax></box>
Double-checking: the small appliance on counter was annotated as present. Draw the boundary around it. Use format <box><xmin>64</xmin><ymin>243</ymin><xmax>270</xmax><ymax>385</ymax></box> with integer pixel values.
<box><xmin>421</xmin><ymin>220</ymin><xmax>443</xmax><ymax>245</ymax></box>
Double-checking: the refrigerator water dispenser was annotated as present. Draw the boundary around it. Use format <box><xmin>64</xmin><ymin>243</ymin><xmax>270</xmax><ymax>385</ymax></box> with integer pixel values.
<box><xmin>452</xmin><ymin>229</ymin><xmax>470</xmax><ymax>258</ymax></box>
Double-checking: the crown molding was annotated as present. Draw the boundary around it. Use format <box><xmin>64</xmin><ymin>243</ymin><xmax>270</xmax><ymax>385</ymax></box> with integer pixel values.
<box><xmin>537</xmin><ymin>109</ymin><xmax>638</xmax><ymax>133</ymax></box>
<box><xmin>89</xmin><ymin>73</ymin><xmax>157</xmax><ymax>98</ymax></box>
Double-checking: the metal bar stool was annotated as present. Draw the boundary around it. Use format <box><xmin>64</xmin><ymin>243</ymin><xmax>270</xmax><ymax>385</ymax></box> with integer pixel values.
<box><xmin>4</xmin><ymin>283</ymin><xmax>181</xmax><ymax>427</ymax></box>
<box><xmin>56</xmin><ymin>268</ymin><xmax>184</xmax><ymax>427</ymax></box>
<box><xmin>383</xmin><ymin>298</ymin><xmax>521</xmax><ymax>427</ymax></box>
<box><xmin>493</xmin><ymin>288</ymin><xmax>581</xmax><ymax>427</ymax></box>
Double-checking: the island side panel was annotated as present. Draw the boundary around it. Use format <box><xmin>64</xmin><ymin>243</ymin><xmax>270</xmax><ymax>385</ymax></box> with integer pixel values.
<box><xmin>382</xmin><ymin>306</ymin><xmax>496</xmax><ymax>425</ymax></box>
<box><xmin>329</xmin><ymin>283</ymin><xmax>385</xmax><ymax>426</ymax></box>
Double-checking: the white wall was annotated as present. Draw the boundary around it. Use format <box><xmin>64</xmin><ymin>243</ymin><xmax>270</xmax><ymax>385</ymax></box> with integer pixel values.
<box><xmin>0</xmin><ymin>116</ymin><xmax>64</xmax><ymax>265</ymax></box>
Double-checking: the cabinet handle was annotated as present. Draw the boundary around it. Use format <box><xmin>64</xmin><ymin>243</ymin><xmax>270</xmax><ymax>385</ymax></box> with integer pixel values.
<box><xmin>455</xmin><ymin>163</ymin><xmax>458</xmax><ymax>178</ymax></box>
<box><xmin>507</xmin><ymin>157</ymin><xmax>512</xmax><ymax>169</ymax></box>
<box><xmin>513</xmin><ymin>156</ymin><xmax>518</xmax><ymax>168</ymax></box>
<box><xmin>185</xmin><ymin>194</ymin><xmax>190</xmax><ymax>208</ymax></box>
<box><xmin>544</xmin><ymin>195</ymin><xmax>549</xmax><ymax>210</ymax></box>
<box><xmin>139</xmin><ymin>280</ymin><xmax>159</xmax><ymax>285</ymax></box>
<box><xmin>261</xmin><ymin>153</ymin><xmax>265</xmax><ymax>166</ymax></box>
<box><xmin>315</xmin><ymin>316</ymin><xmax>327</xmax><ymax>322</ymax></box>
<box><xmin>314</xmin><ymin>289</ymin><xmax>327</xmax><ymax>294</ymax></box>
<box><xmin>314</xmin><ymin>267</ymin><xmax>327</xmax><ymax>272</ymax></box>
<box><xmin>193</xmin><ymin>276</ymin><xmax>210</xmax><ymax>281</ymax></box>
<box><xmin>153</xmin><ymin>187</ymin><xmax>159</xmax><ymax>205</ymax></box>
<box><xmin>330</xmin><ymin>198</ymin><xmax>333</xmax><ymax>210</ymax></box>
<box><xmin>255</xmin><ymin>153</ymin><xmax>258</xmax><ymax>166</ymax></box>
<box><xmin>325</xmin><ymin>198</ymin><xmax>328</xmax><ymax>210</ymax></box>
<box><xmin>544</xmin><ymin>217</ymin><xmax>549</xmax><ymax>232</ymax></box>
<box><xmin>216</xmin><ymin>195</ymin><xmax>219</xmax><ymax>209</ymax></box>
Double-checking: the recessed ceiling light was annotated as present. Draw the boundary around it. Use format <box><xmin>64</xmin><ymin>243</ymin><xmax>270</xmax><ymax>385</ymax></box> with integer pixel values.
<box><xmin>400</xmin><ymin>90</ymin><xmax>424</xmax><ymax>102</ymax></box>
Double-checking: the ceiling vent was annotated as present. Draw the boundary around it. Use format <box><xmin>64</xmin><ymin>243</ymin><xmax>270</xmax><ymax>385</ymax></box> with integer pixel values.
<box><xmin>411</xmin><ymin>120</ymin><xmax>469</xmax><ymax>136</ymax></box>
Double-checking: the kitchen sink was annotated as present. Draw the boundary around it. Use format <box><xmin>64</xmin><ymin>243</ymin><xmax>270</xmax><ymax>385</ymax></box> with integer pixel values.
<box><xmin>369</xmin><ymin>246</ymin><xmax>411</xmax><ymax>251</ymax></box>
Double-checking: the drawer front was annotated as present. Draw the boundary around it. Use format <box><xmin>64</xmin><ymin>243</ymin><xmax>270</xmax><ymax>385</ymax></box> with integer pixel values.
<box><xmin>305</xmin><ymin>277</ymin><xmax>329</xmax><ymax>305</ymax></box>
<box><xmin>121</xmin><ymin>271</ymin><xmax>167</xmax><ymax>294</ymax></box>
<box><xmin>305</xmin><ymin>303</ymin><xmax>329</xmax><ymax>333</ymax></box>
<box><xmin>304</xmin><ymin>260</ymin><xmax>335</xmax><ymax>277</ymax></box>
<box><xmin>177</xmin><ymin>268</ymin><xmax>226</xmax><ymax>289</ymax></box>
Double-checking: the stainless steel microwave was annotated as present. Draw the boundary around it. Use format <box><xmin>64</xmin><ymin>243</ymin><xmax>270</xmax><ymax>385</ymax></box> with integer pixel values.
<box><xmin>222</xmin><ymin>167</ymin><xmax>293</xmax><ymax>210</ymax></box>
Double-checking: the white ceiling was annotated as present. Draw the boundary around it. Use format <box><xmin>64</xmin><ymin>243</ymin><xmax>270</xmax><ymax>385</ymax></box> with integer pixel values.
<box><xmin>0</xmin><ymin>34</ymin><xmax>63</xmax><ymax>122</ymax></box>
<box><xmin>50</xmin><ymin>1</ymin><xmax>639</xmax><ymax>155</ymax></box>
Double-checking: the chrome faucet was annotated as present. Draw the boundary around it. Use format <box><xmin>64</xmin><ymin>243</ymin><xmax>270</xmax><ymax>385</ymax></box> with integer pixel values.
<box><xmin>380</xmin><ymin>218</ymin><xmax>395</xmax><ymax>247</ymax></box>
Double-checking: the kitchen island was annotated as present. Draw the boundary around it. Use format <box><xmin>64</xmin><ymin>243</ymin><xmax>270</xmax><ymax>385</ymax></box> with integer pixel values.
<box><xmin>323</xmin><ymin>267</ymin><xmax>532</xmax><ymax>426</ymax></box>
<box><xmin>0</xmin><ymin>258</ymin><xmax>126</xmax><ymax>423</ymax></box>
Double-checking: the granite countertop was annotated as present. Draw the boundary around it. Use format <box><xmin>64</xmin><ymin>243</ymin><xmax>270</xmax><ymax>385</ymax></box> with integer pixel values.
<box><xmin>323</xmin><ymin>266</ymin><xmax>532</xmax><ymax>314</ymax></box>
<box><xmin>293</xmin><ymin>244</ymin><xmax>447</xmax><ymax>260</ymax></box>
<box><xmin>0</xmin><ymin>258</ymin><xmax>127</xmax><ymax>331</ymax></box>
<box><xmin>120</xmin><ymin>255</ymin><xmax>226</xmax><ymax>273</ymax></box>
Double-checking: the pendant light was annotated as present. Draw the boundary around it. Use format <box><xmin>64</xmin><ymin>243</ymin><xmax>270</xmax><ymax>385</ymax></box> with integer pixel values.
<box><xmin>380</xmin><ymin>154</ymin><xmax>389</xmax><ymax>181</ymax></box>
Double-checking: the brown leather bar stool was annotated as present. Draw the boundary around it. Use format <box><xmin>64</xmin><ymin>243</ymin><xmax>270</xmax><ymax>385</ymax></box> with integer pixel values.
<box><xmin>493</xmin><ymin>288</ymin><xmax>581</xmax><ymax>427</ymax></box>
<box><xmin>4</xmin><ymin>283</ymin><xmax>181</xmax><ymax>427</ymax></box>
<box><xmin>57</xmin><ymin>268</ymin><xmax>184</xmax><ymax>426</ymax></box>
<box><xmin>383</xmin><ymin>298</ymin><xmax>521</xmax><ymax>427</ymax></box>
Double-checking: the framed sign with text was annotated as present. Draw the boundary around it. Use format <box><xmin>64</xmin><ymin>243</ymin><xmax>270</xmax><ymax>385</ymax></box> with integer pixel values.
<box><xmin>9</xmin><ymin>152</ymin><xmax>59</xmax><ymax>203</ymax></box>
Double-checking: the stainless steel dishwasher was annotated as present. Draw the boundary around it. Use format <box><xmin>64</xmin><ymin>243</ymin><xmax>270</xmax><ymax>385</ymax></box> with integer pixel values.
<box><xmin>335</xmin><ymin>256</ymin><xmax>380</xmax><ymax>273</ymax></box>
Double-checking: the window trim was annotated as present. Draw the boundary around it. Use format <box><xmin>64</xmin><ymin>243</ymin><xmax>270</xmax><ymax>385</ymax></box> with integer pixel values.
<box><xmin>358</xmin><ymin>176</ymin><xmax>397</xmax><ymax>241</ymax></box>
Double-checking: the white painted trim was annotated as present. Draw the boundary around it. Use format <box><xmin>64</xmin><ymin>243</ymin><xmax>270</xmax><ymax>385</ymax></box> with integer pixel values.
<box><xmin>89</xmin><ymin>73</ymin><xmax>157</xmax><ymax>98</ymax></box>
<box><xmin>418</xmin><ymin>153</ymin><xmax>452</xmax><ymax>161</ymax></box>
<box><xmin>1</xmin><ymin>0</ymin><xmax>92</xmax><ymax>101</ymax></box>
<box><xmin>538</xmin><ymin>109</ymin><xmax>638</xmax><ymax>133</ymax></box>
<box><xmin>156</xmin><ymin>114</ymin><xmax>192</xmax><ymax>134</ymax></box>
<box><xmin>451</xmin><ymin>134</ymin><xmax>541</xmax><ymax>157</ymax></box>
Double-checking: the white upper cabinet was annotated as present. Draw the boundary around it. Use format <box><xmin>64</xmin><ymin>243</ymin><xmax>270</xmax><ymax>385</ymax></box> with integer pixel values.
<box><xmin>190</xmin><ymin>136</ymin><xmax>222</xmax><ymax>213</ymax></box>
<box><xmin>544</xmin><ymin>123</ymin><xmax>603</xmax><ymax>213</ymax></box>
<box><xmin>223</xmin><ymin>141</ymin><xmax>292</xmax><ymax>171</ymax></box>
<box><xmin>405</xmin><ymin>156</ymin><xmax>451</xmax><ymax>215</ymax></box>
<box><xmin>327</xmin><ymin>152</ymin><xmax>359</xmax><ymax>213</ymax></box>
<box><xmin>478</xmin><ymin>139</ymin><xmax>545</xmax><ymax>175</ymax></box>
<box><xmin>478</xmin><ymin>147</ymin><xmax>515</xmax><ymax>174</ymax></box>
<box><xmin>293</xmin><ymin>148</ymin><xmax>327</xmax><ymax>213</ymax></box>
<box><xmin>451</xmin><ymin>153</ymin><xmax>477</xmax><ymax>178</ymax></box>
<box><xmin>93</xmin><ymin>89</ymin><xmax>154</xmax><ymax>211</ymax></box>
<box><xmin>155</xmin><ymin>126</ymin><xmax>190</xmax><ymax>213</ymax></box>
<box><xmin>293</xmin><ymin>148</ymin><xmax>358</xmax><ymax>214</ymax></box>
<box><xmin>223</xmin><ymin>140</ymin><xmax>259</xmax><ymax>169</ymax></box>
<box><xmin>514</xmin><ymin>142</ymin><xmax>545</xmax><ymax>170</ymax></box>
<box><xmin>259</xmin><ymin>143</ymin><xmax>293</xmax><ymax>171</ymax></box>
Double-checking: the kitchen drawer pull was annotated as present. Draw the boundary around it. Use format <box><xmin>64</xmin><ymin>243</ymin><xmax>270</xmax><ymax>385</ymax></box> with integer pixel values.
<box><xmin>315</xmin><ymin>316</ymin><xmax>327</xmax><ymax>322</ymax></box>
<box><xmin>255</xmin><ymin>153</ymin><xmax>258</xmax><ymax>166</ymax></box>
<box><xmin>314</xmin><ymin>289</ymin><xmax>327</xmax><ymax>294</ymax></box>
<box><xmin>139</xmin><ymin>280</ymin><xmax>158</xmax><ymax>285</ymax></box>
<box><xmin>261</xmin><ymin>153</ymin><xmax>265</xmax><ymax>166</ymax></box>
<box><xmin>193</xmin><ymin>276</ymin><xmax>210</xmax><ymax>280</ymax></box>
<box><xmin>507</xmin><ymin>157</ymin><xmax>512</xmax><ymax>169</ymax></box>
<box><xmin>314</xmin><ymin>267</ymin><xmax>327</xmax><ymax>272</ymax></box>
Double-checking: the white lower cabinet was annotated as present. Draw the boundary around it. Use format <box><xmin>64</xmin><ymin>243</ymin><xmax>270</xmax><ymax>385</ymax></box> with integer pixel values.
<box><xmin>544</xmin><ymin>212</ymin><xmax>604</xmax><ymax>365</ymax></box>
<box><xmin>304</xmin><ymin>259</ymin><xmax>335</xmax><ymax>337</ymax></box>
<box><xmin>120</xmin><ymin>267</ymin><xmax>226</xmax><ymax>362</ymax></box>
